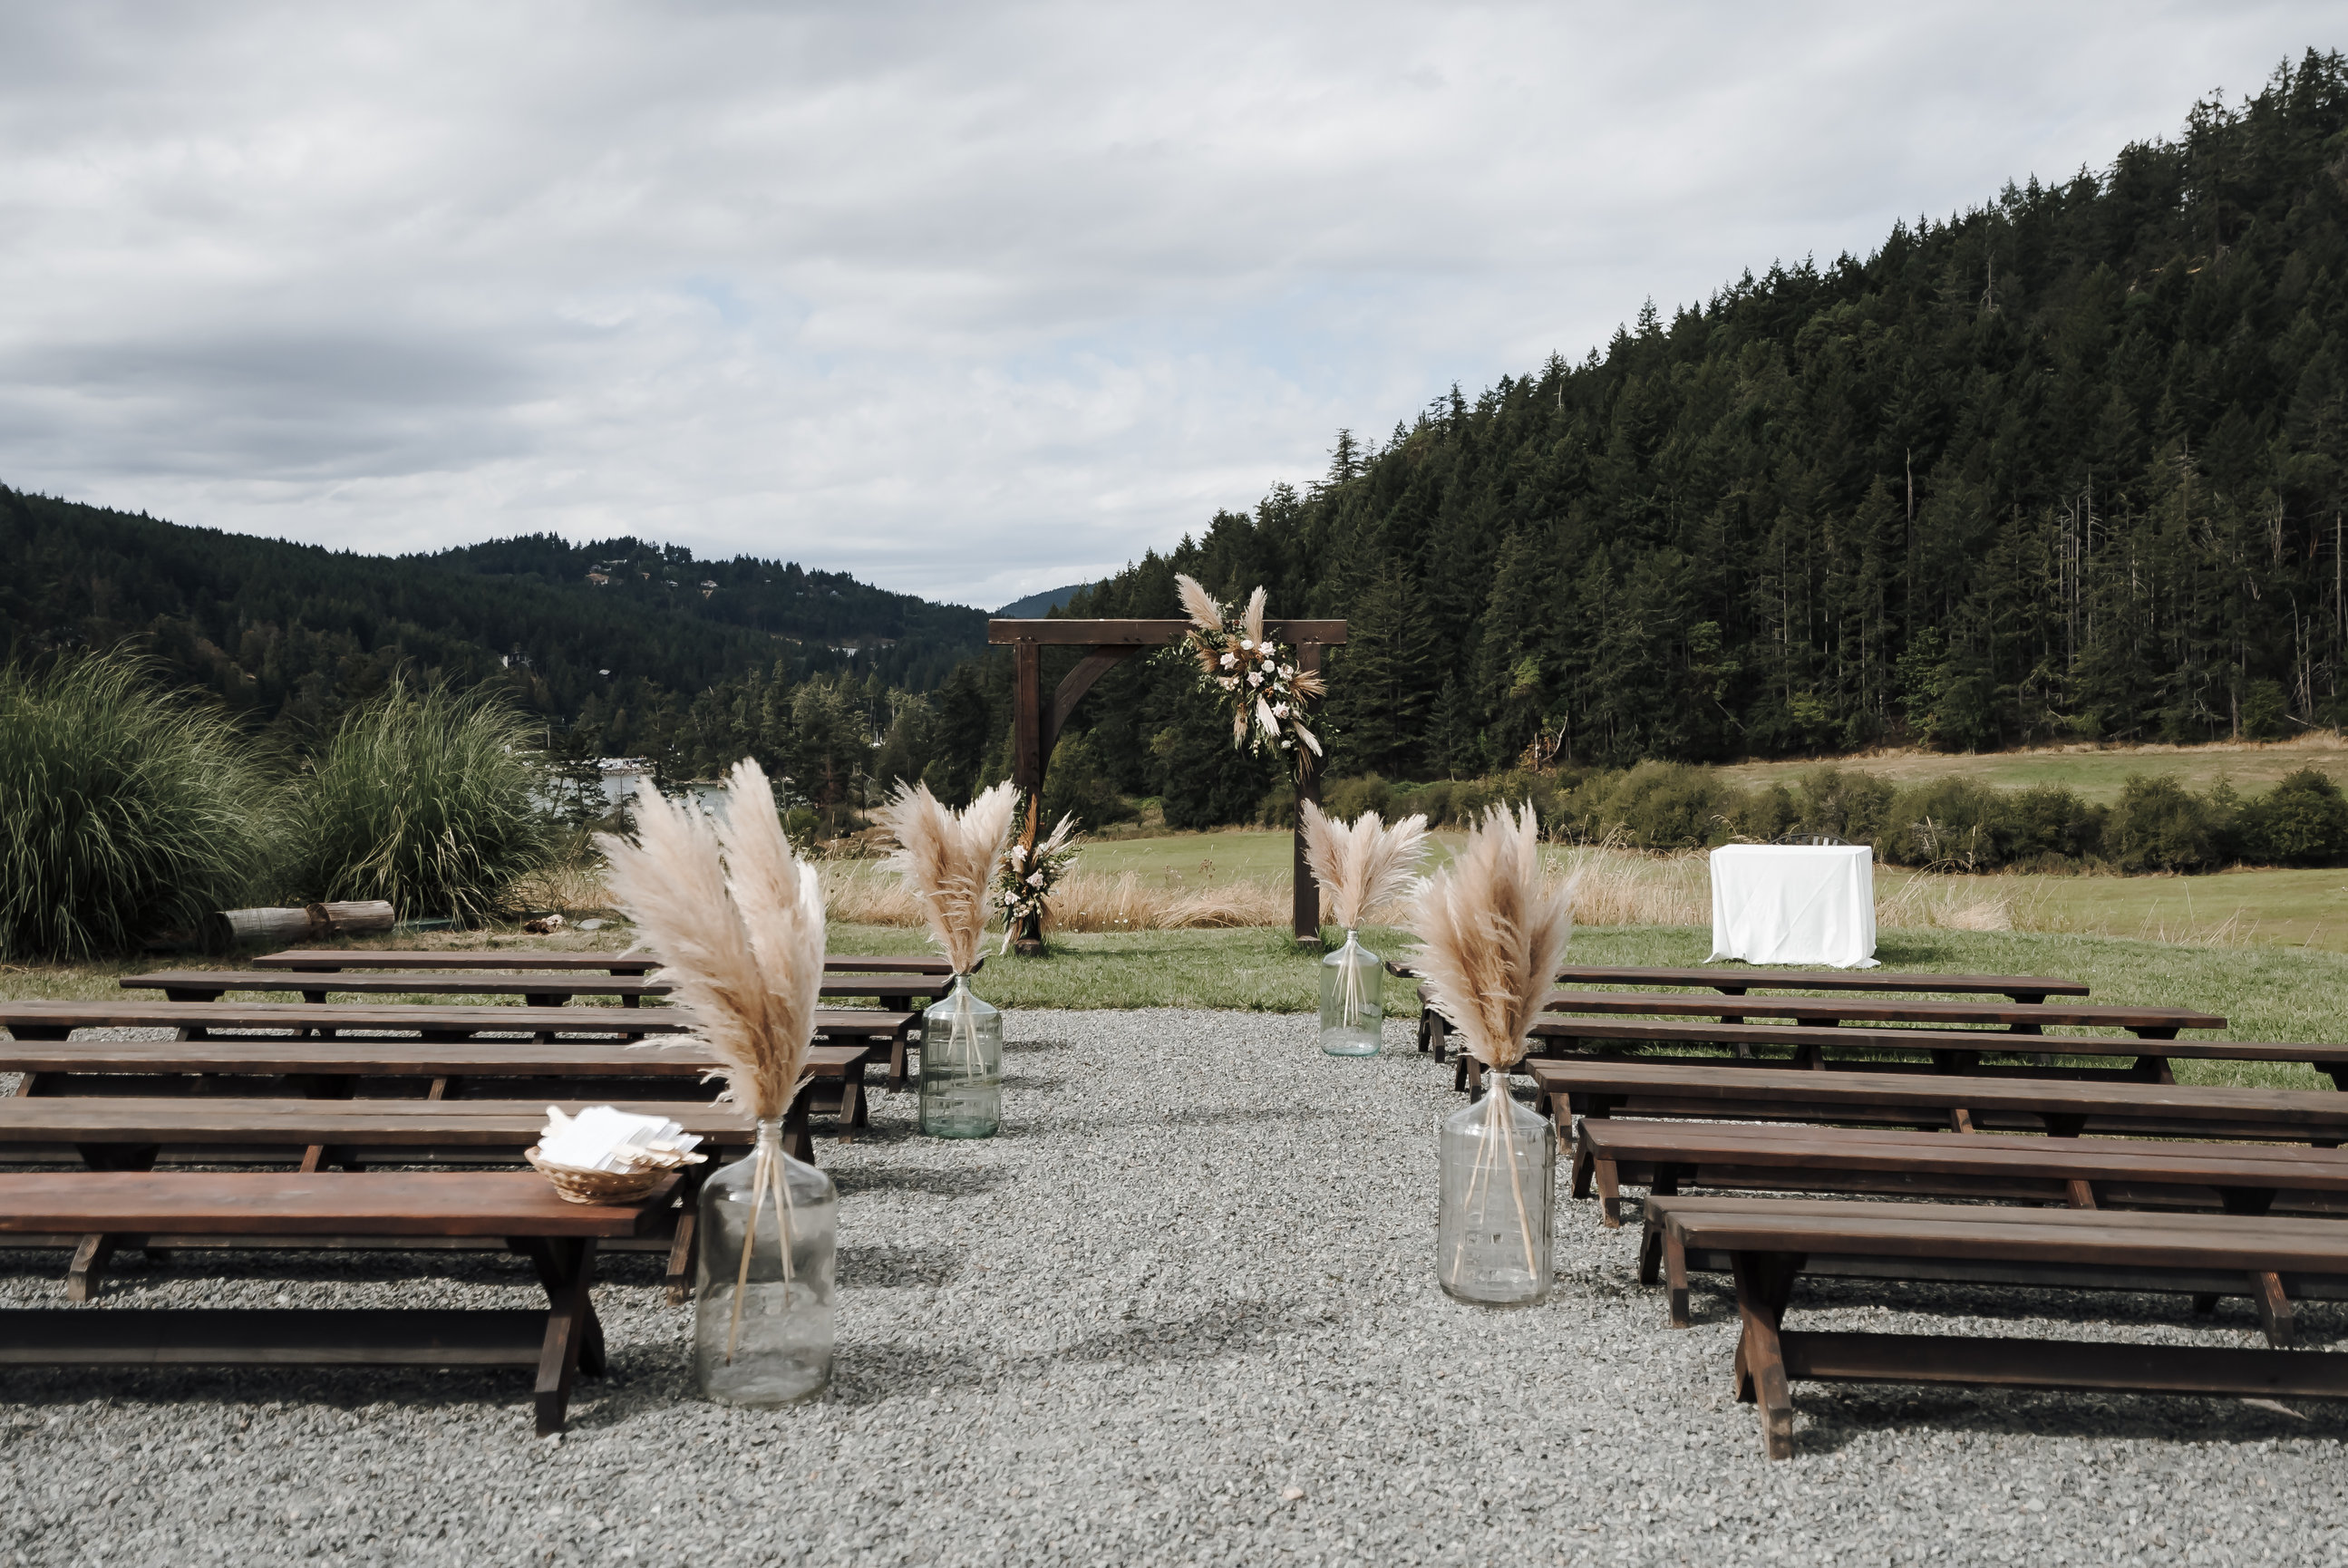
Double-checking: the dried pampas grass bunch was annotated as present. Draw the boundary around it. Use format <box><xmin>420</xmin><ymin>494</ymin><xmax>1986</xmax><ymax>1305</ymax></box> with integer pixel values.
<box><xmin>598</xmin><ymin>760</ymin><xmax>827</xmax><ymax>1120</ymax></box>
<box><xmin>597</xmin><ymin>759</ymin><xmax>830</xmax><ymax>1358</ymax></box>
<box><xmin>1300</xmin><ymin>799</ymin><xmax>1431</xmax><ymax>933</ymax></box>
<box><xmin>1408</xmin><ymin>800</ymin><xmax>1574</xmax><ymax>1071</ymax></box>
<box><xmin>875</xmin><ymin>779</ymin><xmax>1018</xmax><ymax>974</ymax></box>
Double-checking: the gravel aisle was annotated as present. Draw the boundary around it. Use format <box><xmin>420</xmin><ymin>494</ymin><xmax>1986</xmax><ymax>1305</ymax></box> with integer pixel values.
<box><xmin>3</xmin><ymin>1008</ymin><xmax>2346</xmax><ymax>1564</ymax></box>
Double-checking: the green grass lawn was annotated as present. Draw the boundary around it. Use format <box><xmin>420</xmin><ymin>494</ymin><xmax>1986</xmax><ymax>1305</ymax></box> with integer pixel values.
<box><xmin>1711</xmin><ymin>736</ymin><xmax>2348</xmax><ymax>801</ymax></box>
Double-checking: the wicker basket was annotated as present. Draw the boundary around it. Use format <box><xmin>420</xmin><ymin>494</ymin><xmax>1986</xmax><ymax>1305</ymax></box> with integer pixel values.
<box><xmin>526</xmin><ymin>1147</ymin><xmax>677</xmax><ymax>1205</ymax></box>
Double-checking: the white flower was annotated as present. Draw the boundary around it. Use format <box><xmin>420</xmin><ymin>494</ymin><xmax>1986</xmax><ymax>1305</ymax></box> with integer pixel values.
<box><xmin>1218</xmin><ymin>675</ymin><xmax>1238</xmax><ymax>691</ymax></box>
<box><xmin>1238</xmin><ymin>638</ymin><xmax>1255</xmax><ymax>652</ymax></box>
<box><xmin>1027</xmin><ymin>871</ymin><xmax>1044</xmax><ymax>886</ymax></box>
<box><xmin>1218</xmin><ymin>651</ymin><xmax>1237</xmax><ymax>669</ymax></box>
<box><xmin>1247</xmin><ymin>671</ymin><xmax>1264</xmax><ymax>687</ymax></box>
<box><xmin>1279</xmin><ymin>663</ymin><xmax>1293</xmax><ymax>677</ymax></box>
<box><xmin>1272</xmin><ymin>702</ymin><xmax>1289</xmax><ymax>718</ymax></box>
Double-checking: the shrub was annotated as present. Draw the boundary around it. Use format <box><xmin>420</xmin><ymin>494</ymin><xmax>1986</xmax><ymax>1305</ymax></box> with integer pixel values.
<box><xmin>2236</xmin><ymin>768</ymin><xmax>2348</xmax><ymax>864</ymax></box>
<box><xmin>1321</xmin><ymin>773</ymin><xmax>1394</xmax><ymax>823</ymax></box>
<box><xmin>0</xmin><ymin>654</ymin><xmax>276</xmax><ymax>958</ymax></box>
<box><xmin>285</xmin><ymin>682</ymin><xmax>557</xmax><ymax>922</ymax></box>
<box><xmin>1794</xmin><ymin>767</ymin><xmax>1897</xmax><ymax>844</ymax></box>
<box><xmin>1042</xmin><ymin>730</ymin><xmax>1136</xmax><ymax>830</ymax></box>
<box><xmin>2003</xmin><ymin>784</ymin><xmax>2106</xmax><ymax>863</ymax></box>
<box><xmin>2106</xmin><ymin>774</ymin><xmax>2219</xmax><ymax>873</ymax></box>
<box><xmin>1598</xmin><ymin>761</ymin><xmax>1734</xmax><ymax>849</ymax></box>
<box><xmin>1879</xmin><ymin>778</ymin><xmax>2012</xmax><ymax>869</ymax></box>
<box><xmin>1726</xmin><ymin>782</ymin><xmax>1800</xmax><ymax>842</ymax></box>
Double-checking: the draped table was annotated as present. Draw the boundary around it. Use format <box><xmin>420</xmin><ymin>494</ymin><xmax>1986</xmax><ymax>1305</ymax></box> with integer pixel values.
<box><xmin>1706</xmin><ymin>844</ymin><xmax>1877</xmax><ymax>969</ymax></box>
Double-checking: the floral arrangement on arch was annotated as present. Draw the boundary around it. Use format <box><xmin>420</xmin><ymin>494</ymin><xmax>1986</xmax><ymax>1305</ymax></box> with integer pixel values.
<box><xmin>1171</xmin><ymin>573</ymin><xmax>1326</xmax><ymax>779</ymax></box>
<box><xmin>994</xmin><ymin>805</ymin><xmax>1081</xmax><ymax>952</ymax></box>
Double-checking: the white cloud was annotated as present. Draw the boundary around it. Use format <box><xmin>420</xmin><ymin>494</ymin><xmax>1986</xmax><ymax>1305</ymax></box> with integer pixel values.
<box><xmin>0</xmin><ymin>0</ymin><xmax>2334</xmax><ymax>608</ymax></box>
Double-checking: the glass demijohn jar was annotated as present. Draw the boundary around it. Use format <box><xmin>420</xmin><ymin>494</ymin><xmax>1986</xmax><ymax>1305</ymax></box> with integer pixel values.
<box><xmin>920</xmin><ymin>973</ymin><xmax>1003</xmax><ymax>1137</ymax></box>
<box><xmin>694</xmin><ymin>1119</ymin><xmax>837</xmax><ymax>1407</ymax></box>
<box><xmin>1319</xmin><ymin>929</ymin><xmax>1384</xmax><ymax>1055</ymax></box>
<box><xmin>1437</xmin><ymin>1082</ymin><xmax>1555</xmax><ymax>1306</ymax></box>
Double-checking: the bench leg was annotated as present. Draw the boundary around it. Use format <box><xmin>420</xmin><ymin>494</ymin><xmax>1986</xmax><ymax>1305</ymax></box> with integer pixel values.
<box><xmin>519</xmin><ymin>1237</ymin><xmax>601</xmax><ymax>1437</ymax></box>
<box><xmin>2253</xmin><ymin>1273</ymin><xmax>2295</xmax><ymax>1348</ymax></box>
<box><xmin>1594</xmin><ymin>1158</ymin><xmax>1622</xmax><ymax>1229</ymax></box>
<box><xmin>1948</xmin><ymin>1108</ymin><xmax>1976</xmax><ymax>1135</ymax></box>
<box><xmin>1639</xmin><ymin>1218</ymin><xmax>1664</xmax><ymax>1286</ymax></box>
<box><xmin>1731</xmin><ymin>1252</ymin><xmax>1800</xmax><ymax>1460</ymax></box>
<box><xmin>665</xmin><ymin>1208</ymin><xmax>698</xmax><ymax>1306</ymax></box>
<box><xmin>65</xmin><ymin>1234</ymin><xmax>120</xmax><ymax>1302</ymax></box>
<box><xmin>888</xmin><ymin>1034</ymin><xmax>910</xmax><ymax>1092</ymax></box>
<box><xmin>1569</xmin><ymin>1138</ymin><xmax>1596</xmax><ymax>1201</ymax></box>
<box><xmin>2064</xmin><ymin>1179</ymin><xmax>2098</xmax><ymax>1210</ymax></box>
<box><xmin>1666</xmin><ymin>1235</ymin><xmax>1691</xmax><ymax>1329</ymax></box>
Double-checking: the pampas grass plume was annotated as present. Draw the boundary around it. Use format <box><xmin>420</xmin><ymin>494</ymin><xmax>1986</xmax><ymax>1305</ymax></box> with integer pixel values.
<box><xmin>876</xmin><ymin>779</ymin><xmax>1018</xmax><ymax>973</ymax></box>
<box><xmin>1174</xmin><ymin>574</ymin><xmax>1224</xmax><ymax>633</ymax></box>
<box><xmin>1300</xmin><ymin>799</ymin><xmax>1430</xmax><ymax>931</ymax></box>
<box><xmin>1408</xmin><ymin>802</ymin><xmax>1575</xmax><ymax>1070</ymax></box>
<box><xmin>596</xmin><ymin>762</ymin><xmax>826</xmax><ymax>1121</ymax></box>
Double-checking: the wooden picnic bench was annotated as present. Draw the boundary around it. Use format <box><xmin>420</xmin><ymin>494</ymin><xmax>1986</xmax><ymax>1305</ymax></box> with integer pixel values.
<box><xmin>1584</xmin><ymin>1120</ymin><xmax>2348</xmax><ymax>1235</ymax></box>
<box><xmin>1538</xmin><ymin>991</ymin><xmax>2221</xmax><ymax>1037</ymax></box>
<box><xmin>123</xmin><ymin>968</ymin><xmax>953</xmax><ymax>1008</ymax></box>
<box><xmin>1646</xmin><ymin>1197</ymin><xmax>2348</xmax><ymax>1457</ymax></box>
<box><xmin>0</xmin><ymin>1171</ymin><xmax>668</xmax><ymax>1434</ymax></box>
<box><xmin>1448</xmin><ymin>1016</ymin><xmax>2331</xmax><ymax>1096</ymax></box>
<box><xmin>252</xmin><ymin>949</ymin><xmax>964</xmax><ymax>975</ymax></box>
<box><xmin>1529</xmin><ymin>1059</ymin><xmax>2348</xmax><ymax>1145</ymax></box>
<box><xmin>0</xmin><ymin>997</ymin><xmax>908</xmax><ymax>1045</ymax></box>
<box><xmin>0</xmin><ymin>1096</ymin><xmax>769</xmax><ymax>1302</ymax></box>
<box><xmin>1405</xmin><ymin>967</ymin><xmax>2089</xmax><ymax>1052</ymax></box>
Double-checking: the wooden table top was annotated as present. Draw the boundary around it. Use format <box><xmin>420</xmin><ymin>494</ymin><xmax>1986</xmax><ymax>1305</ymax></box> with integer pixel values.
<box><xmin>0</xmin><ymin>1096</ymin><xmax>766</xmax><ymax>1146</ymax></box>
<box><xmin>1527</xmin><ymin>1059</ymin><xmax>2348</xmax><ymax>1127</ymax></box>
<box><xmin>1654</xmin><ymin>1197</ymin><xmax>2348</xmax><ymax>1274</ymax></box>
<box><xmin>0</xmin><ymin>1170</ymin><xmax>676</xmax><ymax>1236</ymax></box>
<box><xmin>1393</xmin><ymin>963</ymin><xmax>2087</xmax><ymax>997</ymax></box>
<box><xmin>124</xmin><ymin>970</ymin><xmax>952</xmax><ymax>1002</ymax></box>
<box><xmin>0</xmin><ymin>1001</ymin><xmax>911</xmax><ymax>1039</ymax></box>
<box><xmin>1579</xmin><ymin>1119</ymin><xmax>2348</xmax><ymax>1186</ymax></box>
<box><xmin>251</xmin><ymin>949</ymin><xmax>960</xmax><ymax>975</ymax></box>
<box><xmin>1523</xmin><ymin>1017</ymin><xmax>2340</xmax><ymax>1063</ymax></box>
<box><xmin>0</xmin><ymin>1038</ymin><xmax>870</xmax><ymax>1078</ymax></box>
<box><xmin>1539</xmin><ymin>991</ymin><xmax>2222</xmax><ymax>1033</ymax></box>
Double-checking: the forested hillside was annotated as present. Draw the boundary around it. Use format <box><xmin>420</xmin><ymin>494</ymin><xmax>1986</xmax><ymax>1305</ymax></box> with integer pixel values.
<box><xmin>888</xmin><ymin>52</ymin><xmax>2348</xmax><ymax>824</ymax></box>
<box><xmin>0</xmin><ymin>489</ymin><xmax>988</xmax><ymax>750</ymax></box>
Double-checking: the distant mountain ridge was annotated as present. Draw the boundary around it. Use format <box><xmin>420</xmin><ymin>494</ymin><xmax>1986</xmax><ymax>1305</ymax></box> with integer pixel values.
<box><xmin>0</xmin><ymin>488</ymin><xmax>989</xmax><ymax>737</ymax></box>
<box><xmin>995</xmin><ymin>582</ymin><xmax>1097</xmax><ymax>618</ymax></box>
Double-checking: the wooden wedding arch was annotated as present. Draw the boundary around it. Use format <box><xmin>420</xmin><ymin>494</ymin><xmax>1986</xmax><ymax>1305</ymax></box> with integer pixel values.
<box><xmin>989</xmin><ymin>616</ymin><xmax>1348</xmax><ymax>954</ymax></box>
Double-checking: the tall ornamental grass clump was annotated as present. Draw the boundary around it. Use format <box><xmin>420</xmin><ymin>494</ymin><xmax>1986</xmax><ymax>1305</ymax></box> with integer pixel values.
<box><xmin>286</xmin><ymin>682</ymin><xmax>555</xmax><ymax>922</ymax></box>
<box><xmin>0</xmin><ymin>655</ymin><xmax>275</xmax><ymax>959</ymax></box>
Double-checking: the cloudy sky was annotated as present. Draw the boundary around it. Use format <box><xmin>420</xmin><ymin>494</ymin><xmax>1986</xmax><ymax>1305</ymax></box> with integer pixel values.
<box><xmin>0</xmin><ymin>4</ymin><xmax>2337</xmax><ymax>608</ymax></box>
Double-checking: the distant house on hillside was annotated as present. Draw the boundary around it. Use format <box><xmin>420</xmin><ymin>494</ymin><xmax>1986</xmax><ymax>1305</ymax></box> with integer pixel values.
<box><xmin>585</xmin><ymin>570</ymin><xmax>609</xmax><ymax>586</ymax></box>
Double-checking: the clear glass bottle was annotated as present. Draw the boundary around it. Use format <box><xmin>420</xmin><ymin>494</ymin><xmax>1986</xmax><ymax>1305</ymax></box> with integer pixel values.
<box><xmin>1319</xmin><ymin>929</ymin><xmax>1384</xmax><ymax>1055</ymax></box>
<box><xmin>694</xmin><ymin>1120</ymin><xmax>836</xmax><ymax>1407</ymax></box>
<box><xmin>1437</xmin><ymin>1079</ymin><xmax>1555</xmax><ymax>1306</ymax></box>
<box><xmin>920</xmin><ymin>974</ymin><xmax>1003</xmax><ymax>1137</ymax></box>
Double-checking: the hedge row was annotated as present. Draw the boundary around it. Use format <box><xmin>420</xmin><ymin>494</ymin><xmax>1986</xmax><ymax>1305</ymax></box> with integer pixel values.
<box><xmin>1293</xmin><ymin>762</ymin><xmax>2348</xmax><ymax>873</ymax></box>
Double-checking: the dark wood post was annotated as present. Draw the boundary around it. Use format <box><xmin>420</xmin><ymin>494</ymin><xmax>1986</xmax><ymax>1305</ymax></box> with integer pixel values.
<box><xmin>1009</xmin><ymin>638</ymin><xmax>1046</xmax><ymax>955</ymax></box>
<box><xmin>1291</xmin><ymin>641</ymin><xmax>1324</xmax><ymax>948</ymax></box>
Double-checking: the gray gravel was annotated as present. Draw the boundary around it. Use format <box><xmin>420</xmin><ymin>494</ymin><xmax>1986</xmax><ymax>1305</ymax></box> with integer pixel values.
<box><xmin>4</xmin><ymin>1007</ymin><xmax>2347</xmax><ymax>1564</ymax></box>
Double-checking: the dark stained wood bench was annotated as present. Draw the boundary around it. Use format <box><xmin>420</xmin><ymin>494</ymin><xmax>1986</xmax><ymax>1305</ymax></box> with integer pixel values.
<box><xmin>1446</xmin><ymin>1017</ymin><xmax>2348</xmax><ymax>1095</ymax></box>
<box><xmin>1528</xmin><ymin>1059</ymin><xmax>2348</xmax><ymax>1145</ymax></box>
<box><xmin>253</xmin><ymin>949</ymin><xmax>964</xmax><ymax>975</ymax></box>
<box><xmin>1539</xmin><ymin>991</ymin><xmax>2220</xmax><ymax>1037</ymax></box>
<box><xmin>0</xmin><ymin>1171</ymin><xmax>670</xmax><ymax>1434</ymax></box>
<box><xmin>0</xmin><ymin>1097</ymin><xmax>770</xmax><ymax>1302</ymax></box>
<box><xmin>1404</xmin><ymin>966</ymin><xmax>2088</xmax><ymax>1052</ymax></box>
<box><xmin>1646</xmin><ymin>1197</ymin><xmax>2348</xmax><ymax>1457</ymax></box>
<box><xmin>1583</xmin><ymin>1120</ymin><xmax>2348</xmax><ymax>1233</ymax></box>
<box><xmin>125</xmin><ymin>968</ymin><xmax>952</xmax><ymax>1008</ymax></box>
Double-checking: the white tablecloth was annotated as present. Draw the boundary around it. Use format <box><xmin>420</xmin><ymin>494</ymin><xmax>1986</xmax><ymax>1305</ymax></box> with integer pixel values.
<box><xmin>1706</xmin><ymin>844</ymin><xmax>1877</xmax><ymax>968</ymax></box>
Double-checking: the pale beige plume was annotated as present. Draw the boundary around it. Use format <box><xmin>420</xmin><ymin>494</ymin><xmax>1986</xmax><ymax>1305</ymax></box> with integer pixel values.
<box><xmin>1241</xmin><ymin>586</ymin><xmax>1266</xmax><ymax>647</ymax></box>
<box><xmin>597</xmin><ymin>764</ymin><xmax>826</xmax><ymax>1121</ymax></box>
<box><xmin>876</xmin><ymin>779</ymin><xmax>1018</xmax><ymax>973</ymax></box>
<box><xmin>1300</xmin><ymin>799</ymin><xmax>1431</xmax><ymax>931</ymax></box>
<box><xmin>1407</xmin><ymin>802</ymin><xmax>1576</xmax><ymax>1070</ymax></box>
<box><xmin>1174</xmin><ymin>573</ymin><xmax>1224</xmax><ymax>633</ymax></box>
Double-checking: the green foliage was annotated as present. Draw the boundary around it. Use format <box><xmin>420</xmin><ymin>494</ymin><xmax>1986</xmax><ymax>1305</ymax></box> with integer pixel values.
<box><xmin>1041</xmin><ymin>730</ymin><xmax>1136</xmax><ymax>830</ymax></box>
<box><xmin>285</xmin><ymin>682</ymin><xmax>556</xmax><ymax>922</ymax></box>
<box><xmin>2106</xmin><ymin>775</ymin><xmax>2221</xmax><ymax>873</ymax></box>
<box><xmin>0</xmin><ymin>654</ymin><xmax>276</xmax><ymax>958</ymax></box>
<box><xmin>2236</xmin><ymin>768</ymin><xmax>2348</xmax><ymax>864</ymax></box>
